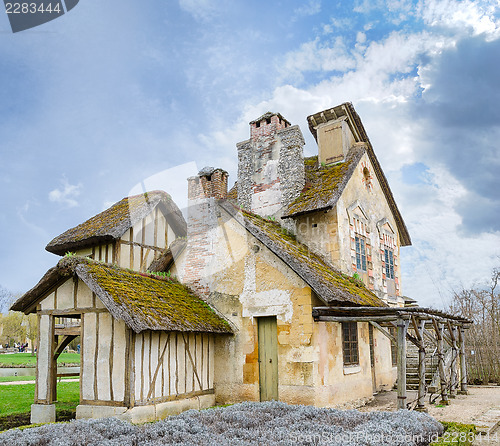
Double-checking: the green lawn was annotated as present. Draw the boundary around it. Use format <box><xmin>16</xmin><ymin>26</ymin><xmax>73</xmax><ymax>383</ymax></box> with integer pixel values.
<box><xmin>0</xmin><ymin>352</ymin><xmax>80</xmax><ymax>367</ymax></box>
<box><xmin>0</xmin><ymin>375</ymin><xmax>77</xmax><ymax>383</ymax></box>
<box><xmin>0</xmin><ymin>381</ymin><xmax>79</xmax><ymax>417</ymax></box>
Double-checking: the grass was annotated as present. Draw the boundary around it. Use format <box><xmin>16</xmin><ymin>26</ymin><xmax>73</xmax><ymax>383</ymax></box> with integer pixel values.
<box><xmin>0</xmin><ymin>376</ymin><xmax>77</xmax><ymax>383</ymax></box>
<box><xmin>0</xmin><ymin>381</ymin><xmax>79</xmax><ymax>417</ymax></box>
<box><xmin>431</xmin><ymin>422</ymin><xmax>477</xmax><ymax>445</ymax></box>
<box><xmin>0</xmin><ymin>381</ymin><xmax>79</xmax><ymax>431</ymax></box>
<box><xmin>0</xmin><ymin>352</ymin><xmax>80</xmax><ymax>367</ymax></box>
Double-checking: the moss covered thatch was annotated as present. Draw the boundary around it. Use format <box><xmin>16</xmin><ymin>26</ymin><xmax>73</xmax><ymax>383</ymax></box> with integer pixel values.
<box><xmin>283</xmin><ymin>147</ymin><xmax>364</xmax><ymax>218</ymax></box>
<box><xmin>220</xmin><ymin>202</ymin><xmax>386</xmax><ymax>307</ymax></box>
<box><xmin>11</xmin><ymin>256</ymin><xmax>232</xmax><ymax>334</ymax></box>
<box><xmin>46</xmin><ymin>191</ymin><xmax>187</xmax><ymax>256</ymax></box>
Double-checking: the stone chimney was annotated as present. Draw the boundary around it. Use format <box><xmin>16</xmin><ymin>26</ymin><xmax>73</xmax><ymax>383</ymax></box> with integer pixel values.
<box><xmin>307</xmin><ymin>104</ymin><xmax>359</xmax><ymax>165</ymax></box>
<box><xmin>183</xmin><ymin>167</ymin><xmax>228</xmax><ymax>297</ymax></box>
<box><xmin>236</xmin><ymin>112</ymin><xmax>305</xmax><ymax>218</ymax></box>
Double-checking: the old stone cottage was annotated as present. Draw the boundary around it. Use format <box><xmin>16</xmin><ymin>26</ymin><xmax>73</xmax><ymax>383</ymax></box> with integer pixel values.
<box><xmin>12</xmin><ymin>102</ymin><xmax>470</xmax><ymax>424</ymax></box>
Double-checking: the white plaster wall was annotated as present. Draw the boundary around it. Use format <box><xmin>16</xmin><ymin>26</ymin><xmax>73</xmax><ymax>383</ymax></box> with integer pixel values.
<box><xmin>37</xmin><ymin>314</ymin><xmax>50</xmax><ymax>401</ymax></box>
<box><xmin>112</xmin><ymin>320</ymin><xmax>127</xmax><ymax>401</ymax></box>
<box><xmin>56</xmin><ymin>278</ymin><xmax>74</xmax><ymax>310</ymax></box>
<box><xmin>77</xmin><ymin>279</ymin><xmax>93</xmax><ymax>308</ymax></box>
<box><xmin>82</xmin><ymin>312</ymin><xmax>97</xmax><ymax>400</ymax></box>
<box><xmin>96</xmin><ymin>313</ymin><xmax>112</xmax><ymax>401</ymax></box>
<box><xmin>40</xmin><ymin>291</ymin><xmax>55</xmax><ymax>311</ymax></box>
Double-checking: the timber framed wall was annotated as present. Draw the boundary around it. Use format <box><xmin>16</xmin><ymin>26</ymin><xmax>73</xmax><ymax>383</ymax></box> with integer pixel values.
<box><xmin>131</xmin><ymin>331</ymin><xmax>215</xmax><ymax>406</ymax></box>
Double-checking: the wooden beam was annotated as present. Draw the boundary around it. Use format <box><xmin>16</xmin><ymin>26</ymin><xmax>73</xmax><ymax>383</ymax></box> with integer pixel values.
<box><xmin>369</xmin><ymin>321</ymin><xmax>396</xmax><ymax>343</ymax></box>
<box><xmin>433</xmin><ymin>319</ymin><xmax>449</xmax><ymax>405</ymax></box>
<box><xmin>181</xmin><ymin>332</ymin><xmax>202</xmax><ymax>391</ymax></box>
<box><xmin>416</xmin><ymin>318</ymin><xmax>427</xmax><ymax>412</ymax></box>
<box><xmin>397</xmin><ymin>318</ymin><xmax>409</xmax><ymax>410</ymax></box>
<box><xmin>458</xmin><ymin>326</ymin><xmax>468</xmax><ymax>394</ymax></box>
<box><xmin>147</xmin><ymin>333</ymin><xmax>170</xmax><ymax>401</ymax></box>
<box><xmin>448</xmin><ymin>322</ymin><xmax>458</xmax><ymax>398</ymax></box>
<box><xmin>317</xmin><ymin>315</ymin><xmax>398</xmax><ymax>323</ymax></box>
<box><xmin>54</xmin><ymin>326</ymin><xmax>81</xmax><ymax>336</ymax></box>
<box><xmin>54</xmin><ymin>335</ymin><xmax>77</xmax><ymax>360</ymax></box>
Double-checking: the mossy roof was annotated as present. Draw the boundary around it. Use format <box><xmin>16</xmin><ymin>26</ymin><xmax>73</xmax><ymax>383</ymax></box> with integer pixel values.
<box><xmin>46</xmin><ymin>190</ymin><xmax>187</xmax><ymax>256</ymax></box>
<box><xmin>11</xmin><ymin>256</ymin><xmax>232</xmax><ymax>334</ymax></box>
<box><xmin>283</xmin><ymin>146</ymin><xmax>364</xmax><ymax>218</ymax></box>
<box><xmin>220</xmin><ymin>201</ymin><xmax>386</xmax><ymax>307</ymax></box>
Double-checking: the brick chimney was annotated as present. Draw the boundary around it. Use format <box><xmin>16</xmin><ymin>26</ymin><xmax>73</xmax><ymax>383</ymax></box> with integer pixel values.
<box><xmin>237</xmin><ymin>112</ymin><xmax>305</xmax><ymax>218</ymax></box>
<box><xmin>183</xmin><ymin>167</ymin><xmax>228</xmax><ymax>297</ymax></box>
<box><xmin>188</xmin><ymin>167</ymin><xmax>228</xmax><ymax>201</ymax></box>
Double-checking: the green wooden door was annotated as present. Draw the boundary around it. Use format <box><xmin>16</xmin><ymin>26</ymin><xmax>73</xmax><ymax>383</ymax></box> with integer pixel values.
<box><xmin>257</xmin><ymin>316</ymin><xmax>278</xmax><ymax>401</ymax></box>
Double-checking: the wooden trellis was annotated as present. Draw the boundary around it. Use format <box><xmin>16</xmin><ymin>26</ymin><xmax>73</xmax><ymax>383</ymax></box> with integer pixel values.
<box><xmin>312</xmin><ymin>306</ymin><xmax>473</xmax><ymax>411</ymax></box>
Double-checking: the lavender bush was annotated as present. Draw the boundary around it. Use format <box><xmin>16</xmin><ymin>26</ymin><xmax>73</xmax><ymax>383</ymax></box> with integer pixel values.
<box><xmin>0</xmin><ymin>401</ymin><xmax>443</xmax><ymax>445</ymax></box>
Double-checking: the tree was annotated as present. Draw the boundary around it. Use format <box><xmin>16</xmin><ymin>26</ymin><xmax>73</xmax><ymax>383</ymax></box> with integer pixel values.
<box><xmin>25</xmin><ymin>313</ymin><xmax>37</xmax><ymax>355</ymax></box>
<box><xmin>0</xmin><ymin>285</ymin><xmax>14</xmax><ymax>314</ymax></box>
<box><xmin>1</xmin><ymin>311</ymin><xmax>26</xmax><ymax>346</ymax></box>
<box><xmin>449</xmin><ymin>268</ymin><xmax>500</xmax><ymax>384</ymax></box>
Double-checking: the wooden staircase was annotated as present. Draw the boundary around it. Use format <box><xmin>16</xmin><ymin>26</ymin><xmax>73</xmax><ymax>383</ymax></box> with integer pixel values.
<box><xmin>406</xmin><ymin>338</ymin><xmax>439</xmax><ymax>391</ymax></box>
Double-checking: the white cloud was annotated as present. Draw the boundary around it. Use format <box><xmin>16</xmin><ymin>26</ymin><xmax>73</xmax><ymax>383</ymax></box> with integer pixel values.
<box><xmin>417</xmin><ymin>0</ymin><xmax>500</xmax><ymax>38</ymax></box>
<box><xmin>48</xmin><ymin>177</ymin><xmax>82</xmax><ymax>208</ymax></box>
<box><xmin>178</xmin><ymin>0</ymin><xmax>217</xmax><ymax>22</ymax></box>
<box><xmin>293</xmin><ymin>0</ymin><xmax>321</xmax><ymax>18</ymax></box>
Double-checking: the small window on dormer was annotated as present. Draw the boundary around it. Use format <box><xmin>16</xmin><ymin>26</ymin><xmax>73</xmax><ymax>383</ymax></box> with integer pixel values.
<box><xmin>256</xmin><ymin>121</ymin><xmax>260</xmax><ymax>128</ymax></box>
<box><xmin>266</xmin><ymin>118</ymin><xmax>271</xmax><ymax>124</ymax></box>
<box><xmin>206</xmin><ymin>175</ymin><xmax>212</xmax><ymax>182</ymax></box>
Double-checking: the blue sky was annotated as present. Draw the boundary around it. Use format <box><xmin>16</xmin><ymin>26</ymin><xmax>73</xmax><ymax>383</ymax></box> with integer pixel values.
<box><xmin>1</xmin><ymin>0</ymin><xmax>499</xmax><ymax>309</ymax></box>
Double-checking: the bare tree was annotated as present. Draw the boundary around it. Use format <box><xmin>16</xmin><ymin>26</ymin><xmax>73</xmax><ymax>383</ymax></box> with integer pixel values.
<box><xmin>449</xmin><ymin>268</ymin><xmax>500</xmax><ymax>384</ymax></box>
<box><xmin>0</xmin><ymin>285</ymin><xmax>14</xmax><ymax>313</ymax></box>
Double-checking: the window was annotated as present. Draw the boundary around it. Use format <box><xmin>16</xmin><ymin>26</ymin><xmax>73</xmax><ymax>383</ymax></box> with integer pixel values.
<box><xmin>342</xmin><ymin>322</ymin><xmax>359</xmax><ymax>366</ymax></box>
<box><xmin>355</xmin><ymin>236</ymin><xmax>367</xmax><ymax>272</ymax></box>
<box><xmin>389</xmin><ymin>327</ymin><xmax>397</xmax><ymax>366</ymax></box>
<box><xmin>384</xmin><ymin>248</ymin><xmax>394</xmax><ymax>279</ymax></box>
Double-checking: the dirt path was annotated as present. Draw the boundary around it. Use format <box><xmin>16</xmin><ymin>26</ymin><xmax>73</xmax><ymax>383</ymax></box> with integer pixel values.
<box><xmin>358</xmin><ymin>386</ymin><xmax>500</xmax><ymax>444</ymax></box>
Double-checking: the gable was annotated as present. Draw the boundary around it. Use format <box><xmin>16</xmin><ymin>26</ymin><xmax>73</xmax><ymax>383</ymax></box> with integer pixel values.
<box><xmin>46</xmin><ymin>191</ymin><xmax>186</xmax><ymax>256</ymax></box>
<box><xmin>306</xmin><ymin>103</ymin><xmax>411</xmax><ymax>247</ymax></box>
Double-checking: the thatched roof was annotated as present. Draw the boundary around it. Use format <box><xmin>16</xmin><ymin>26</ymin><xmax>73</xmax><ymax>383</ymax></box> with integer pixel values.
<box><xmin>220</xmin><ymin>201</ymin><xmax>386</xmax><ymax>308</ymax></box>
<box><xmin>305</xmin><ymin>103</ymin><xmax>411</xmax><ymax>246</ymax></box>
<box><xmin>10</xmin><ymin>256</ymin><xmax>232</xmax><ymax>334</ymax></box>
<box><xmin>283</xmin><ymin>147</ymin><xmax>364</xmax><ymax>218</ymax></box>
<box><xmin>46</xmin><ymin>191</ymin><xmax>187</xmax><ymax>255</ymax></box>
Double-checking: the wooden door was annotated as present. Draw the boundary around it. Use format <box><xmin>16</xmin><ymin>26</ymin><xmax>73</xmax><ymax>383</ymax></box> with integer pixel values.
<box><xmin>257</xmin><ymin>316</ymin><xmax>278</xmax><ymax>401</ymax></box>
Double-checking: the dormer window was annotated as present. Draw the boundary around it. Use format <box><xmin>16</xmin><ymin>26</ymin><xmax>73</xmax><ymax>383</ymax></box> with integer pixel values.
<box><xmin>256</xmin><ymin>121</ymin><xmax>261</xmax><ymax>128</ymax></box>
<box><xmin>266</xmin><ymin>118</ymin><xmax>271</xmax><ymax>124</ymax></box>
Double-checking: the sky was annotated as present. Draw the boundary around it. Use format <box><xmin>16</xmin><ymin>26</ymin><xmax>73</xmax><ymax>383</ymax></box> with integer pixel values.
<box><xmin>0</xmin><ymin>0</ymin><xmax>499</xmax><ymax>310</ymax></box>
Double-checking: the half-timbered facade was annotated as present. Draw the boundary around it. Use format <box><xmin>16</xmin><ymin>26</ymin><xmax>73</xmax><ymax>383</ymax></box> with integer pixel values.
<box><xmin>11</xmin><ymin>192</ymin><xmax>232</xmax><ymax>424</ymax></box>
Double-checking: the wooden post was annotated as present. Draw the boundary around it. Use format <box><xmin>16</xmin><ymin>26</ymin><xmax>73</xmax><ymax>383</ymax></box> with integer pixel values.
<box><xmin>415</xmin><ymin>318</ymin><xmax>427</xmax><ymax>412</ymax></box>
<box><xmin>397</xmin><ymin>317</ymin><xmax>409</xmax><ymax>410</ymax></box>
<box><xmin>458</xmin><ymin>325</ymin><xmax>468</xmax><ymax>394</ymax></box>
<box><xmin>433</xmin><ymin>319</ymin><xmax>449</xmax><ymax>405</ymax></box>
<box><xmin>448</xmin><ymin>322</ymin><xmax>458</xmax><ymax>398</ymax></box>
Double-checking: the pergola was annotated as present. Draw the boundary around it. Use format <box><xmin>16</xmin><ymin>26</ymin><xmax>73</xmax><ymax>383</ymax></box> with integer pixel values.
<box><xmin>312</xmin><ymin>306</ymin><xmax>473</xmax><ymax>411</ymax></box>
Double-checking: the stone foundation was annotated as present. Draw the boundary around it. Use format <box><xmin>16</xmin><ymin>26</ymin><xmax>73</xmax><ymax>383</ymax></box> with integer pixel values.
<box><xmin>75</xmin><ymin>394</ymin><xmax>216</xmax><ymax>424</ymax></box>
<box><xmin>31</xmin><ymin>404</ymin><xmax>56</xmax><ymax>424</ymax></box>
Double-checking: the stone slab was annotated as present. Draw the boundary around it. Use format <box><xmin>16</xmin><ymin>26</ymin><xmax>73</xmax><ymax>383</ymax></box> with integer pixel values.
<box><xmin>31</xmin><ymin>404</ymin><xmax>56</xmax><ymax>424</ymax></box>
